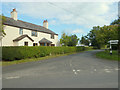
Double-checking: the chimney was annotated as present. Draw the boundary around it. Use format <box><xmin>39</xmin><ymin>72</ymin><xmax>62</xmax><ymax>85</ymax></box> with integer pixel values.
<box><xmin>11</xmin><ymin>8</ymin><xmax>17</xmax><ymax>20</ymax></box>
<box><xmin>43</xmin><ymin>20</ymin><xmax>48</xmax><ymax>29</ymax></box>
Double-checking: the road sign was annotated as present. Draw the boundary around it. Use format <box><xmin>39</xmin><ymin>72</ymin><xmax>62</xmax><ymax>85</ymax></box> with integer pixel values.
<box><xmin>108</xmin><ymin>40</ymin><xmax>119</xmax><ymax>44</ymax></box>
<box><xmin>110</xmin><ymin>42</ymin><xmax>118</xmax><ymax>44</ymax></box>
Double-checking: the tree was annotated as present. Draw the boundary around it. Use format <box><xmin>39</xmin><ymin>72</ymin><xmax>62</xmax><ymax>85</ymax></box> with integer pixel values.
<box><xmin>60</xmin><ymin>33</ymin><xmax>79</xmax><ymax>46</ymax></box>
<box><xmin>80</xmin><ymin>36</ymin><xmax>89</xmax><ymax>46</ymax></box>
<box><xmin>0</xmin><ymin>15</ymin><xmax>6</xmax><ymax>37</ymax></box>
<box><xmin>60</xmin><ymin>33</ymin><xmax>70</xmax><ymax>46</ymax></box>
<box><xmin>68</xmin><ymin>35</ymin><xmax>79</xmax><ymax>46</ymax></box>
<box><xmin>110</xmin><ymin>17</ymin><xmax>120</xmax><ymax>25</ymax></box>
<box><xmin>84</xmin><ymin>24</ymin><xmax>118</xmax><ymax>49</ymax></box>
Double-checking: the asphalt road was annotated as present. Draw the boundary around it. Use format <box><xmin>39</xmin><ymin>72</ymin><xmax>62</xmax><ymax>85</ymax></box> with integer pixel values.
<box><xmin>2</xmin><ymin>50</ymin><xmax>118</xmax><ymax>88</ymax></box>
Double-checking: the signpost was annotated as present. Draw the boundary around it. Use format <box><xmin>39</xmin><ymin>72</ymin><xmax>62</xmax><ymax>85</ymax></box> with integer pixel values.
<box><xmin>108</xmin><ymin>40</ymin><xmax>119</xmax><ymax>55</ymax></box>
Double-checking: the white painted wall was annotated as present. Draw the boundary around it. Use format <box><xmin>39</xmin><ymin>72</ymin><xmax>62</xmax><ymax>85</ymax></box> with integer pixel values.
<box><xmin>18</xmin><ymin>37</ymin><xmax>33</xmax><ymax>46</ymax></box>
<box><xmin>2</xmin><ymin>25</ymin><xmax>59</xmax><ymax>46</ymax></box>
<box><xmin>2</xmin><ymin>25</ymin><xmax>19</xmax><ymax>46</ymax></box>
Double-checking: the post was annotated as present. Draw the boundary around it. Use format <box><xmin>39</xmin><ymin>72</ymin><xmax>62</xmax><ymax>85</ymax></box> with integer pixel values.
<box><xmin>110</xmin><ymin>43</ymin><xmax>112</xmax><ymax>55</ymax></box>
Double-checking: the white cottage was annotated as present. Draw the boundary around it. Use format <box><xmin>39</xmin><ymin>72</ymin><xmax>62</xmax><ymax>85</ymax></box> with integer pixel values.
<box><xmin>2</xmin><ymin>9</ymin><xmax>59</xmax><ymax>46</ymax></box>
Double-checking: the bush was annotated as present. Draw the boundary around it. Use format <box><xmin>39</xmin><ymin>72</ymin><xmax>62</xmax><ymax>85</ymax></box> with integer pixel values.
<box><xmin>2</xmin><ymin>46</ymin><xmax>88</xmax><ymax>61</ymax></box>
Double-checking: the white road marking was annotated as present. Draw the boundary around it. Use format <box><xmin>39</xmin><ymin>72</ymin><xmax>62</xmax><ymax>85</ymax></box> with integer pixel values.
<box><xmin>115</xmin><ymin>68</ymin><xmax>119</xmax><ymax>71</ymax></box>
<box><xmin>94</xmin><ymin>69</ymin><xmax>96</xmax><ymax>71</ymax></box>
<box><xmin>104</xmin><ymin>69</ymin><xmax>109</xmax><ymax>71</ymax></box>
<box><xmin>73</xmin><ymin>69</ymin><xmax>75</xmax><ymax>72</ymax></box>
<box><xmin>77</xmin><ymin>70</ymin><xmax>80</xmax><ymax>72</ymax></box>
<box><xmin>105</xmin><ymin>71</ymin><xmax>111</xmax><ymax>73</ymax></box>
<box><xmin>74</xmin><ymin>72</ymin><xmax>77</xmax><ymax>75</ymax></box>
<box><xmin>5</xmin><ymin>76</ymin><xmax>20</xmax><ymax>79</ymax></box>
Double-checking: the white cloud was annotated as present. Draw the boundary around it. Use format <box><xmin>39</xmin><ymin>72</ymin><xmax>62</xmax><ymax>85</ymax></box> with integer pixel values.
<box><xmin>71</xmin><ymin>29</ymin><xmax>85</xmax><ymax>34</ymax></box>
<box><xmin>16</xmin><ymin>2</ymin><xmax>117</xmax><ymax>28</ymax></box>
<box><xmin>63</xmin><ymin>28</ymin><xmax>85</xmax><ymax>35</ymax></box>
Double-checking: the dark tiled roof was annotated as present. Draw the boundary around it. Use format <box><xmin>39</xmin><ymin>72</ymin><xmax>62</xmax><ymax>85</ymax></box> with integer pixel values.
<box><xmin>13</xmin><ymin>34</ymin><xmax>34</xmax><ymax>42</ymax></box>
<box><xmin>4</xmin><ymin>17</ymin><xmax>58</xmax><ymax>35</ymax></box>
<box><xmin>39</xmin><ymin>38</ymin><xmax>52</xmax><ymax>43</ymax></box>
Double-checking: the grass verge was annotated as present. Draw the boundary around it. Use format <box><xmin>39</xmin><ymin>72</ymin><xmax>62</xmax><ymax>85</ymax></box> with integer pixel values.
<box><xmin>96</xmin><ymin>50</ymin><xmax>119</xmax><ymax>61</ymax></box>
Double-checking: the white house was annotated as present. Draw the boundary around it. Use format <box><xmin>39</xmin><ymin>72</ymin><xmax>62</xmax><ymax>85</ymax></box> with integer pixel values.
<box><xmin>2</xmin><ymin>9</ymin><xmax>59</xmax><ymax>46</ymax></box>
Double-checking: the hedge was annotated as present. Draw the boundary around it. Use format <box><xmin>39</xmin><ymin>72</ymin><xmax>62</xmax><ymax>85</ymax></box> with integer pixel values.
<box><xmin>2</xmin><ymin>46</ymin><xmax>88</xmax><ymax>61</ymax></box>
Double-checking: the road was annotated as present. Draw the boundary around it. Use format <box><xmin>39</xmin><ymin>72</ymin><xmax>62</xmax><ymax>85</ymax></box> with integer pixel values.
<box><xmin>2</xmin><ymin>50</ymin><xmax>118</xmax><ymax>88</ymax></box>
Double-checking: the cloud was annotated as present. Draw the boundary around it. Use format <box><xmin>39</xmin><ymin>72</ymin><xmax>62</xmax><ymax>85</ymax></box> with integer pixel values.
<box><xmin>71</xmin><ymin>29</ymin><xmax>85</xmax><ymax>34</ymax></box>
<box><xmin>63</xmin><ymin>28</ymin><xmax>85</xmax><ymax>35</ymax></box>
<box><xmin>3</xmin><ymin>2</ymin><xmax>118</xmax><ymax>28</ymax></box>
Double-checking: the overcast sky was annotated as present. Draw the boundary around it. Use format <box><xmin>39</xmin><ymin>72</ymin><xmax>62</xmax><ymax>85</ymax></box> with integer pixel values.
<box><xmin>1</xmin><ymin>2</ymin><xmax>118</xmax><ymax>39</ymax></box>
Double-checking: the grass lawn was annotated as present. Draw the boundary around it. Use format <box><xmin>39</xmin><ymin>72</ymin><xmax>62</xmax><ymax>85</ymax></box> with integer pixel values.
<box><xmin>96</xmin><ymin>50</ymin><xmax>119</xmax><ymax>61</ymax></box>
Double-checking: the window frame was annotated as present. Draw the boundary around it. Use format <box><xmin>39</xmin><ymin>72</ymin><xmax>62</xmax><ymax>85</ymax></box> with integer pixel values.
<box><xmin>51</xmin><ymin>34</ymin><xmax>54</xmax><ymax>39</ymax></box>
<box><xmin>19</xmin><ymin>28</ymin><xmax>23</xmax><ymax>35</ymax></box>
<box><xmin>24</xmin><ymin>42</ymin><xmax>28</xmax><ymax>46</ymax></box>
<box><xmin>31</xmin><ymin>31</ymin><xmax>37</xmax><ymax>37</ymax></box>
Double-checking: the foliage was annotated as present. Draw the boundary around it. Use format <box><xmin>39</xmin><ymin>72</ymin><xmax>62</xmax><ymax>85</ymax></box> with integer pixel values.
<box><xmin>96</xmin><ymin>50</ymin><xmax>119</xmax><ymax>61</ymax></box>
<box><xmin>110</xmin><ymin>17</ymin><xmax>120</xmax><ymax>25</ymax></box>
<box><xmin>81</xmin><ymin>25</ymin><xmax>118</xmax><ymax>49</ymax></box>
<box><xmin>60</xmin><ymin>33</ymin><xmax>79</xmax><ymax>46</ymax></box>
<box><xmin>0</xmin><ymin>15</ymin><xmax>6</xmax><ymax>37</ymax></box>
<box><xmin>80</xmin><ymin>36</ymin><xmax>89</xmax><ymax>45</ymax></box>
<box><xmin>2</xmin><ymin>46</ymin><xmax>88</xmax><ymax>61</ymax></box>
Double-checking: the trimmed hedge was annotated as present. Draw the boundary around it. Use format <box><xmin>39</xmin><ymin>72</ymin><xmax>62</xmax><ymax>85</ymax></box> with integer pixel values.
<box><xmin>2</xmin><ymin>46</ymin><xmax>88</xmax><ymax>61</ymax></box>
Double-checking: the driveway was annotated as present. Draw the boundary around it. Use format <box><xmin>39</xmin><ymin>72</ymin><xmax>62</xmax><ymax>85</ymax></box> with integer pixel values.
<box><xmin>2</xmin><ymin>50</ymin><xmax>118</xmax><ymax>88</ymax></box>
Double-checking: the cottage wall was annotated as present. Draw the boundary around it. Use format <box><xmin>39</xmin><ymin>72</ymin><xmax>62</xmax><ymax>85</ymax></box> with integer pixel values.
<box><xmin>2</xmin><ymin>25</ymin><xmax>59</xmax><ymax>46</ymax></box>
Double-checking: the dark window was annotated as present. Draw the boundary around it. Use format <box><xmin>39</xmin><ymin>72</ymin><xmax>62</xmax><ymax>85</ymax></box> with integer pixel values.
<box><xmin>40</xmin><ymin>43</ymin><xmax>44</xmax><ymax>46</ymax></box>
<box><xmin>51</xmin><ymin>34</ymin><xmax>54</xmax><ymax>39</ymax></box>
<box><xmin>33</xmin><ymin>43</ymin><xmax>38</xmax><ymax>46</ymax></box>
<box><xmin>47</xmin><ymin>43</ymin><xmax>49</xmax><ymax>46</ymax></box>
<box><xmin>51</xmin><ymin>44</ymin><xmax>55</xmax><ymax>46</ymax></box>
<box><xmin>24</xmin><ymin>42</ymin><xmax>28</xmax><ymax>46</ymax></box>
<box><xmin>19</xmin><ymin>28</ymin><xmax>23</xmax><ymax>35</ymax></box>
<box><xmin>32</xmin><ymin>31</ymin><xmax>37</xmax><ymax>37</ymax></box>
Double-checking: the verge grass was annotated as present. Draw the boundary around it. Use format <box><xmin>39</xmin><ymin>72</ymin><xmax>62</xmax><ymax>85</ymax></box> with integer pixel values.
<box><xmin>96</xmin><ymin>50</ymin><xmax>119</xmax><ymax>61</ymax></box>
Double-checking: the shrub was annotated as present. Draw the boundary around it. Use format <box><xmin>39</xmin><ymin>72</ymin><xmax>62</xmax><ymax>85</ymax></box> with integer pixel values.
<box><xmin>2</xmin><ymin>46</ymin><xmax>89</xmax><ymax>61</ymax></box>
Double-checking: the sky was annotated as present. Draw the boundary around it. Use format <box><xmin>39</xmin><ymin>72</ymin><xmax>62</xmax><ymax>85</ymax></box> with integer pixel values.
<box><xmin>1</xmin><ymin>2</ymin><xmax>118</xmax><ymax>40</ymax></box>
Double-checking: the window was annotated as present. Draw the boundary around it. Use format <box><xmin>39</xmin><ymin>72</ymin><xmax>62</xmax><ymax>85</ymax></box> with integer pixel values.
<box><xmin>24</xmin><ymin>42</ymin><xmax>28</xmax><ymax>46</ymax></box>
<box><xmin>51</xmin><ymin>44</ymin><xmax>55</xmax><ymax>46</ymax></box>
<box><xmin>51</xmin><ymin>34</ymin><xmax>54</xmax><ymax>39</ymax></box>
<box><xmin>32</xmin><ymin>31</ymin><xmax>37</xmax><ymax>37</ymax></box>
<box><xmin>33</xmin><ymin>43</ymin><xmax>38</xmax><ymax>46</ymax></box>
<box><xmin>19</xmin><ymin>28</ymin><xmax>23</xmax><ymax>35</ymax></box>
<box><xmin>40</xmin><ymin>43</ymin><xmax>44</xmax><ymax>46</ymax></box>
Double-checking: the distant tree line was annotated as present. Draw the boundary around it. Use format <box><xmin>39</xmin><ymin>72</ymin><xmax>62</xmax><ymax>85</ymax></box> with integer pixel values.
<box><xmin>80</xmin><ymin>18</ymin><xmax>119</xmax><ymax>49</ymax></box>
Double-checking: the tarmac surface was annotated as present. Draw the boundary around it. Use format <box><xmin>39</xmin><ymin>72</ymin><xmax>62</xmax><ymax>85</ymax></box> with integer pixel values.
<box><xmin>2</xmin><ymin>50</ymin><xmax>118</xmax><ymax>88</ymax></box>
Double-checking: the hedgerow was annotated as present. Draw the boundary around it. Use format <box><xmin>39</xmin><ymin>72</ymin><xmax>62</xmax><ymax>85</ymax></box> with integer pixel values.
<box><xmin>2</xmin><ymin>46</ymin><xmax>88</xmax><ymax>61</ymax></box>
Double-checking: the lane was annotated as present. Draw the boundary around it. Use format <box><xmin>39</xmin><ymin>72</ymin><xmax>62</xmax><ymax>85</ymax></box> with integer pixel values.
<box><xmin>2</xmin><ymin>50</ymin><xmax>118</xmax><ymax>88</ymax></box>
